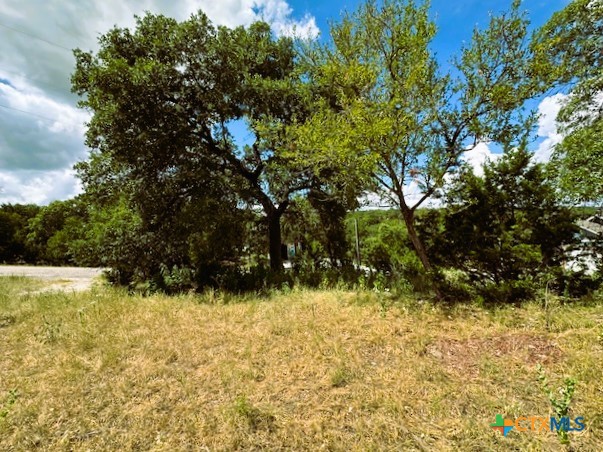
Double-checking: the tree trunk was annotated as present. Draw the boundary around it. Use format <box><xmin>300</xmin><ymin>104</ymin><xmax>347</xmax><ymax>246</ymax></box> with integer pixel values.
<box><xmin>400</xmin><ymin>206</ymin><xmax>444</xmax><ymax>300</ymax></box>
<box><xmin>267</xmin><ymin>212</ymin><xmax>283</xmax><ymax>271</ymax></box>
<box><xmin>401</xmin><ymin>208</ymin><xmax>433</xmax><ymax>272</ymax></box>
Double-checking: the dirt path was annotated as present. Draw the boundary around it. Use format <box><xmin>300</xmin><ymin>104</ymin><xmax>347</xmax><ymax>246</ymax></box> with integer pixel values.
<box><xmin>0</xmin><ymin>266</ymin><xmax>105</xmax><ymax>292</ymax></box>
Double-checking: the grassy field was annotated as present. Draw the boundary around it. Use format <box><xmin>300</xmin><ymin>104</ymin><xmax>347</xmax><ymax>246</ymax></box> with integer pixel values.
<box><xmin>1</xmin><ymin>276</ymin><xmax>602</xmax><ymax>451</ymax></box>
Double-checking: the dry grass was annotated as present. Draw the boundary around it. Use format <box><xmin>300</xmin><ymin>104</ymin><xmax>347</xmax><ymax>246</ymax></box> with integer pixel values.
<box><xmin>1</xmin><ymin>276</ymin><xmax>602</xmax><ymax>451</ymax></box>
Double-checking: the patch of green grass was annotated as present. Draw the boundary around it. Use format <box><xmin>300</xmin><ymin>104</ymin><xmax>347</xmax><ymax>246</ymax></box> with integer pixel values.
<box><xmin>231</xmin><ymin>395</ymin><xmax>276</xmax><ymax>432</ymax></box>
<box><xmin>0</xmin><ymin>390</ymin><xmax>19</xmax><ymax>420</ymax></box>
<box><xmin>0</xmin><ymin>275</ymin><xmax>45</xmax><ymax>294</ymax></box>
<box><xmin>330</xmin><ymin>364</ymin><xmax>355</xmax><ymax>388</ymax></box>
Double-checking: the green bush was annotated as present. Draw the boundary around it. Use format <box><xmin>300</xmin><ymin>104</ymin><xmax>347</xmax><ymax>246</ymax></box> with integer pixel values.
<box><xmin>555</xmin><ymin>271</ymin><xmax>602</xmax><ymax>299</ymax></box>
<box><xmin>427</xmin><ymin>149</ymin><xmax>578</xmax><ymax>303</ymax></box>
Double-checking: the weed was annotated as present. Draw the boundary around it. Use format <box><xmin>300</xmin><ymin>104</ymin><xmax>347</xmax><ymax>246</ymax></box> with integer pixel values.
<box><xmin>34</xmin><ymin>316</ymin><xmax>62</xmax><ymax>343</ymax></box>
<box><xmin>0</xmin><ymin>389</ymin><xmax>19</xmax><ymax>420</ymax></box>
<box><xmin>331</xmin><ymin>365</ymin><xmax>354</xmax><ymax>388</ymax></box>
<box><xmin>0</xmin><ymin>314</ymin><xmax>16</xmax><ymax>328</ymax></box>
<box><xmin>537</xmin><ymin>364</ymin><xmax>577</xmax><ymax>445</ymax></box>
<box><xmin>378</xmin><ymin>296</ymin><xmax>393</xmax><ymax>317</ymax></box>
<box><xmin>232</xmin><ymin>395</ymin><xmax>275</xmax><ymax>432</ymax></box>
<box><xmin>542</xmin><ymin>279</ymin><xmax>562</xmax><ymax>333</ymax></box>
<box><xmin>372</xmin><ymin>272</ymin><xmax>388</xmax><ymax>293</ymax></box>
<box><xmin>357</xmin><ymin>274</ymin><xmax>368</xmax><ymax>291</ymax></box>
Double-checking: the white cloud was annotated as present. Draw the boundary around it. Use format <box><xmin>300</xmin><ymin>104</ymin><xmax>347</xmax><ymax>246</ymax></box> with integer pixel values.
<box><xmin>0</xmin><ymin>169</ymin><xmax>82</xmax><ymax>205</ymax></box>
<box><xmin>0</xmin><ymin>0</ymin><xmax>318</xmax><ymax>205</ymax></box>
<box><xmin>0</xmin><ymin>77</ymin><xmax>89</xmax><ymax>135</ymax></box>
<box><xmin>404</xmin><ymin>179</ymin><xmax>442</xmax><ymax>208</ymax></box>
<box><xmin>533</xmin><ymin>93</ymin><xmax>567</xmax><ymax>163</ymax></box>
<box><xmin>533</xmin><ymin>136</ymin><xmax>561</xmax><ymax>164</ymax></box>
<box><xmin>0</xmin><ymin>76</ymin><xmax>90</xmax><ymax>171</ymax></box>
<box><xmin>462</xmin><ymin>141</ymin><xmax>501</xmax><ymax>176</ymax></box>
<box><xmin>456</xmin><ymin>95</ymin><xmax>569</xmax><ymax>168</ymax></box>
<box><xmin>456</xmin><ymin>93</ymin><xmax>569</xmax><ymax>170</ymax></box>
<box><xmin>456</xmin><ymin>95</ymin><xmax>572</xmax><ymax>171</ymax></box>
<box><xmin>183</xmin><ymin>0</ymin><xmax>256</xmax><ymax>27</ymax></box>
<box><xmin>537</xmin><ymin>94</ymin><xmax>566</xmax><ymax>137</ymax></box>
<box><xmin>276</xmin><ymin>14</ymin><xmax>319</xmax><ymax>39</ymax></box>
<box><xmin>183</xmin><ymin>1</ymin><xmax>319</xmax><ymax>38</ymax></box>
<box><xmin>0</xmin><ymin>2</ymin><xmax>23</xmax><ymax>19</ymax></box>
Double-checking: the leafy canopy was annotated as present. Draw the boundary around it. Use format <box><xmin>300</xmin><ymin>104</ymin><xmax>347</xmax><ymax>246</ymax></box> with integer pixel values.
<box><xmin>533</xmin><ymin>0</ymin><xmax>603</xmax><ymax>202</ymax></box>
<box><xmin>72</xmin><ymin>11</ymin><xmax>321</xmax><ymax>275</ymax></box>
<box><xmin>291</xmin><ymin>0</ymin><xmax>547</xmax><ymax>295</ymax></box>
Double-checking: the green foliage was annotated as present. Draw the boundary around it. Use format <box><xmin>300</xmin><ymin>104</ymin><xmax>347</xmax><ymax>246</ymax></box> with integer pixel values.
<box><xmin>293</xmin><ymin>0</ymin><xmax>547</xmax><ymax>296</ymax></box>
<box><xmin>6</xmin><ymin>0</ymin><xmax>590</xmax><ymax>299</ymax></box>
<box><xmin>211</xmin><ymin>265</ymin><xmax>292</xmax><ymax>294</ymax></box>
<box><xmin>432</xmin><ymin>148</ymin><xmax>577</xmax><ymax>302</ymax></box>
<box><xmin>231</xmin><ymin>395</ymin><xmax>276</xmax><ymax>432</ymax></box>
<box><xmin>69</xmin><ymin>189</ymin><xmax>248</xmax><ymax>292</ymax></box>
<box><xmin>35</xmin><ymin>316</ymin><xmax>63</xmax><ymax>344</ymax></box>
<box><xmin>158</xmin><ymin>265</ymin><xmax>195</xmax><ymax>294</ymax></box>
<box><xmin>0</xmin><ymin>390</ymin><xmax>19</xmax><ymax>421</ymax></box>
<box><xmin>282</xmin><ymin>198</ymin><xmax>327</xmax><ymax>265</ymax></box>
<box><xmin>282</xmin><ymin>190</ymin><xmax>353</xmax><ymax>268</ymax></box>
<box><xmin>26</xmin><ymin>199</ymin><xmax>88</xmax><ymax>266</ymax></box>
<box><xmin>552</xmin><ymin>117</ymin><xmax>603</xmax><ymax>203</ymax></box>
<box><xmin>72</xmin><ymin>12</ymin><xmax>302</xmax><ymax>287</ymax></box>
<box><xmin>71</xmin><ymin>198</ymin><xmax>145</xmax><ymax>284</ymax></box>
<box><xmin>362</xmin><ymin>219</ymin><xmax>408</xmax><ymax>272</ymax></box>
<box><xmin>72</xmin><ymin>13</ymin><xmax>328</xmax><ymax>271</ymax></box>
<box><xmin>0</xmin><ymin>204</ymin><xmax>41</xmax><ymax>263</ymax></box>
<box><xmin>307</xmin><ymin>189</ymin><xmax>353</xmax><ymax>266</ymax></box>
<box><xmin>537</xmin><ymin>369</ymin><xmax>577</xmax><ymax>419</ymax></box>
<box><xmin>553</xmin><ymin>270</ymin><xmax>603</xmax><ymax>300</ymax></box>
<box><xmin>537</xmin><ymin>365</ymin><xmax>577</xmax><ymax>445</ymax></box>
<box><xmin>344</xmin><ymin>210</ymin><xmax>436</xmax><ymax>293</ymax></box>
<box><xmin>533</xmin><ymin>0</ymin><xmax>603</xmax><ymax>203</ymax></box>
<box><xmin>330</xmin><ymin>365</ymin><xmax>354</xmax><ymax>388</ymax></box>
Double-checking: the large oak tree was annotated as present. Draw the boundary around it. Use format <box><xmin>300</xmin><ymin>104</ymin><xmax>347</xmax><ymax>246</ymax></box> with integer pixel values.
<box><xmin>72</xmin><ymin>13</ymin><xmax>314</xmax><ymax>271</ymax></box>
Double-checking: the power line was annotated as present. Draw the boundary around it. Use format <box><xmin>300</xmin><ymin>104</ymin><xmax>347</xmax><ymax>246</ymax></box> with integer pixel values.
<box><xmin>0</xmin><ymin>103</ymin><xmax>59</xmax><ymax>123</ymax></box>
<box><xmin>0</xmin><ymin>22</ymin><xmax>72</xmax><ymax>52</ymax></box>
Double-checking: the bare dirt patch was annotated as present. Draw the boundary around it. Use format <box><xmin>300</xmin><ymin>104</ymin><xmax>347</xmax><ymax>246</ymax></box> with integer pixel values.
<box><xmin>426</xmin><ymin>333</ymin><xmax>562</xmax><ymax>378</ymax></box>
<box><xmin>0</xmin><ymin>265</ymin><xmax>104</xmax><ymax>292</ymax></box>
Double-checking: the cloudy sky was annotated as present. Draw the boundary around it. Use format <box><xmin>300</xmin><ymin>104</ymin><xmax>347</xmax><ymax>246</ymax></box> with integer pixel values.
<box><xmin>0</xmin><ymin>0</ymin><xmax>570</xmax><ymax>205</ymax></box>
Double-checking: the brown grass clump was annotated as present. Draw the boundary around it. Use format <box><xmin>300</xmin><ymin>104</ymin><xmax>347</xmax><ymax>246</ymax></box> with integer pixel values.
<box><xmin>1</xmin><ymin>277</ymin><xmax>602</xmax><ymax>450</ymax></box>
<box><xmin>426</xmin><ymin>333</ymin><xmax>563</xmax><ymax>378</ymax></box>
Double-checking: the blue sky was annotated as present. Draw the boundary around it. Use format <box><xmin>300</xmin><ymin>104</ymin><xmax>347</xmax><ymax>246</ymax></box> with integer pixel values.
<box><xmin>301</xmin><ymin>0</ymin><xmax>568</xmax><ymax>52</ymax></box>
<box><xmin>0</xmin><ymin>0</ymin><xmax>571</xmax><ymax>204</ymax></box>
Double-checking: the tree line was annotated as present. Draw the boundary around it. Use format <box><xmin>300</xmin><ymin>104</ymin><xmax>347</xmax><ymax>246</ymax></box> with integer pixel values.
<box><xmin>2</xmin><ymin>0</ymin><xmax>601</xmax><ymax>301</ymax></box>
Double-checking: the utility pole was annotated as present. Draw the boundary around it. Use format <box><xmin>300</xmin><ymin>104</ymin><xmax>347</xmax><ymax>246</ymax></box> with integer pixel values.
<box><xmin>354</xmin><ymin>217</ymin><xmax>361</xmax><ymax>267</ymax></box>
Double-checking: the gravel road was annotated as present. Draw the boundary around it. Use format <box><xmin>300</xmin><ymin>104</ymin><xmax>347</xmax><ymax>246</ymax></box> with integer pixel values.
<box><xmin>0</xmin><ymin>266</ymin><xmax>105</xmax><ymax>292</ymax></box>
